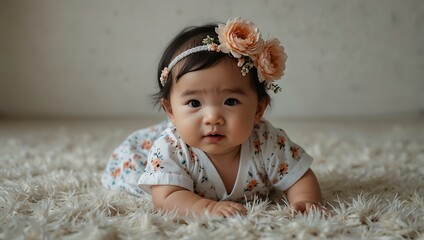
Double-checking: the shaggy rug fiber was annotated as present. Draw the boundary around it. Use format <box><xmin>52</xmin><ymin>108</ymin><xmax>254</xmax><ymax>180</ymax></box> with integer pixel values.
<box><xmin>1</xmin><ymin>117</ymin><xmax>423</xmax><ymax>239</ymax></box>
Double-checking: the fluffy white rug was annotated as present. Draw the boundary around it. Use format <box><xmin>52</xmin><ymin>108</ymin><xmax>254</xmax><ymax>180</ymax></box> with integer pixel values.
<box><xmin>1</xmin><ymin>117</ymin><xmax>423</xmax><ymax>239</ymax></box>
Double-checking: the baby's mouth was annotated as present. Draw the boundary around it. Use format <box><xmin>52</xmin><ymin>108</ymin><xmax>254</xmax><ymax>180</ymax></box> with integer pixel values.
<box><xmin>204</xmin><ymin>133</ymin><xmax>225</xmax><ymax>142</ymax></box>
<box><xmin>206</xmin><ymin>133</ymin><xmax>223</xmax><ymax>138</ymax></box>
<box><xmin>205</xmin><ymin>131</ymin><xmax>223</xmax><ymax>137</ymax></box>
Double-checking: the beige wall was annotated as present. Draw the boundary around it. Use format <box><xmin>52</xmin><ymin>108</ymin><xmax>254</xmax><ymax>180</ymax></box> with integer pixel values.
<box><xmin>1</xmin><ymin>0</ymin><xmax>423</xmax><ymax>118</ymax></box>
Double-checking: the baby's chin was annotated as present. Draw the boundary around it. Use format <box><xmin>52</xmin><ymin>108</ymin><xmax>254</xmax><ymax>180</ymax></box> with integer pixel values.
<box><xmin>199</xmin><ymin>144</ymin><xmax>243</xmax><ymax>157</ymax></box>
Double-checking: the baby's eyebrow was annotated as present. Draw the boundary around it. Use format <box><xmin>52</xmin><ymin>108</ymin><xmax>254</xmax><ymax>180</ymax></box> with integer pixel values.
<box><xmin>180</xmin><ymin>87</ymin><xmax>247</xmax><ymax>97</ymax></box>
<box><xmin>180</xmin><ymin>89</ymin><xmax>201</xmax><ymax>97</ymax></box>
<box><xmin>222</xmin><ymin>87</ymin><xmax>247</xmax><ymax>95</ymax></box>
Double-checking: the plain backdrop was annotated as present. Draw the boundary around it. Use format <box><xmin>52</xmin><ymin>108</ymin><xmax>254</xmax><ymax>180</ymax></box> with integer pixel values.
<box><xmin>1</xmin><ymin>0</ymin><xmax>423</xmax><ymax>119</ymax></box>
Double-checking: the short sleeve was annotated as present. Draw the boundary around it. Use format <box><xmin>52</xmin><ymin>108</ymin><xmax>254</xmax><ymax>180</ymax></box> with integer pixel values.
<box><xmin>255</xmin><ymin>121</ymin><xmax>313</xmax><ymax>191</ymax></box>
<box><xmin>138</xmin><ymin>129</ymin><xmax>194</xmax><ymax>194</ymax></box>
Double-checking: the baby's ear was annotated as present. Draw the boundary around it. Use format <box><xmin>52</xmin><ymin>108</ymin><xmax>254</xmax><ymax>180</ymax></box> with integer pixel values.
<box><xmin>255</xmin><ymin>97</ymin><xmax>270</xmax><ymax>124</ymax></box>
<box><xmin>161</xmin><ymin>99</ymin><xmax>175</xmax><ymax>123</ymax></box>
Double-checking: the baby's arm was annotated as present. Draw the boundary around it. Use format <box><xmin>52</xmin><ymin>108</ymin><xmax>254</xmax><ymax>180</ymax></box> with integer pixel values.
<box><xmin>284</xmin><ymin>168</ymin><xmax>325</xmax><ymax>214</ymax></box>
<box><xmin>151</xmin><ymin>185</ymin><xmax>247</xmax><ymax>217</ymax></box>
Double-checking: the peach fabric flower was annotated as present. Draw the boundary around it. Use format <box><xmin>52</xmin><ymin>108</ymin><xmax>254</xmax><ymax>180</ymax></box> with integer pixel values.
<box><xmin>216</xmin><ymin>17</ymin><xmax>264</xmax><ymax>58</ymax></box>
<box><xmin>160</xmin><ymin>67</ymin><xmax>170</xmax><ymax>86</ymax></box>
<box><xmin>255</xmin><ymin>38</ymin><xmax>287</xmax><ymax>82</ymax></box>
<box><xmin>207</xmin><ymin>43</ymin><xmax>219</xmax><ymax>51</ymax></box>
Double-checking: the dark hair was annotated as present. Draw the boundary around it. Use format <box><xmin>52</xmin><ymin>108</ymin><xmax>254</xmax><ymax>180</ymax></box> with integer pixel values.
<box><xmin>152</xmin><ymin>23</ymin><xmax>270</xmax><ymax>108</ymax></box>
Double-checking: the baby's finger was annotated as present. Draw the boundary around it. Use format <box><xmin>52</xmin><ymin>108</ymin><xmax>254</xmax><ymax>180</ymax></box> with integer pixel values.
<box><xmin>224</xmin><ymin>210</ymin><xmax>234</xmax><ymax>218</ymax></box>
<box><xmin>221</xmin><ymin>206</ymin><xmax>245</xmax><ymax>217</ymax></box>
<box><xmin>317</xmin><ymin>206</ymin><xmax>333</xmax><ymax>217</ymax></box>
<box><xmin>231</xmin><ymin>203</ymin><xmax>247</xmax><ymax>215</ymax></box>
<box><xmin>305</xmin><ymin>204</ymin><xmax>333</xmax><ymax>217</ymax></box>
<box><xmin>291</xmin><ymin>202</ymin><xmax>307</xmax><ymax>213</ymax></box>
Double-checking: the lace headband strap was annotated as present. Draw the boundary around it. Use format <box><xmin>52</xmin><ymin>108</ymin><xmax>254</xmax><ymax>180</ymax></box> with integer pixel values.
<box><xmin>160</xmin><ymin>45</ymin><xmax>213</xmax><ymax>86</ymax></box>
<box><xmin>168</xmin><ymin>45</ymin><xmax>210</xmax><ymax>72</ymax></box>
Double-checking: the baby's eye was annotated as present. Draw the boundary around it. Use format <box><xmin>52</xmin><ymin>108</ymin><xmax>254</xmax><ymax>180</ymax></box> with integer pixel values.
<box><xmin>187</xmin><ymin>100</ymin><xmax>201</xmax><ymax>108</ymax></box>
<box><xmin>224</xmin><ymin>98</ymin><xmax>239</xmax><ymax>106</ymax></box>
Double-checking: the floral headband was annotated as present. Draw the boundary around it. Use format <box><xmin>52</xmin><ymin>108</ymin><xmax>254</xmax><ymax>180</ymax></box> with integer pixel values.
<box><xmin>160</xmin><ymin>17</ymin><xmax>287</xmax><ymax>93</ymax></box>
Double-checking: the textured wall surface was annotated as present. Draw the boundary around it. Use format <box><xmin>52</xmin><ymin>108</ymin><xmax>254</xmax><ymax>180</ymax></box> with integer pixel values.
<box><xmin>1</xmin><ymin>0</ymin><xmax>423</xmax><ymax>118</ymax></box>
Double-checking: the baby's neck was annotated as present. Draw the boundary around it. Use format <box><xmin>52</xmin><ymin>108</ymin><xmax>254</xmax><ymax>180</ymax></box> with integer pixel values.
<box><xmin>206</xmin><ymin>146</ymin><xmax>241</xmax><ymax>194</ymax></box>
<box><xmin>206</xmin><ymin>145</ymin><xmax>241</xmax><ymax>165</ymax></box>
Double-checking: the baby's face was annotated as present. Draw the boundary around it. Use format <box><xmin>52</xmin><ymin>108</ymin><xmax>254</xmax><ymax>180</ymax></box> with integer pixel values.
<box><xmin>163</xmin><ymin>59</ymin><xmax>267</xmax><ymax>158</ymax></box>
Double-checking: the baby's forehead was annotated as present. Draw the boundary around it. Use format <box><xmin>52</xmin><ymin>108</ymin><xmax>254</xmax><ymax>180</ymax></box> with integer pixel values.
<box><xmin>178</xmin><ymin>86</ymin><xmax>249</xmax><ymax>97</ymax></box>
<box><xmin>172</xmin><ymin>56</ymin><xmax>238</xmax><ymax>82</ymax></box>
<box><xmin>172</xmin><ymin>61</ymin><xmax>256</xmax><ymax>95</ymax></box>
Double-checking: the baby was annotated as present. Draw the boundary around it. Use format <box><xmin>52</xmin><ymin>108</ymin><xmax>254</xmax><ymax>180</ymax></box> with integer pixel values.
<box><xmin>102</xmin><ymin>17</ymin><xmax>324</xmax><ymax>217</ymax></box>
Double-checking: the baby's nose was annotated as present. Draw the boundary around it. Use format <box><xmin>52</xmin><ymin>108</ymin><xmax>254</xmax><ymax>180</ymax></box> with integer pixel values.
<box><xmin>203</xmin><ymin>108</ymin><xmax>224</xmax><ymax>125</ymax></box>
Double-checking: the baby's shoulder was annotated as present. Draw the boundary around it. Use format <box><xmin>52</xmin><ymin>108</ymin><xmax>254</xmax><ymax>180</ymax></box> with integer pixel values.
<box><xmin>247</xmin><ymin>120</ymin><xmax>293</xmax><ymax>156</ymax></box>
<box><xmin>252</xmin><ymin>120</ymin><xmax>288</xmax><ymax>139</ymax></box>
<box><xmin>149</xmin><ymin>127</ymin><xmax>199</xmax><ymax>169</ymax></box>
<box><xmin>153</xmin><ymin>126</ymin><xmax>184</xmax><ymax>146</ymax></box>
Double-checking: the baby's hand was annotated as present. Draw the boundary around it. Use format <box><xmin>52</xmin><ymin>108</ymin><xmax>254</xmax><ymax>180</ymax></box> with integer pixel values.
<box><xmin>209</xmin><ymin>201</ymin><xmax>247</xmax><ymax>217</ymax></box>
<box><xmin>290</xmin><ymin>201</ymin><xmax>332</xmax><ymax>216</ymax></box>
